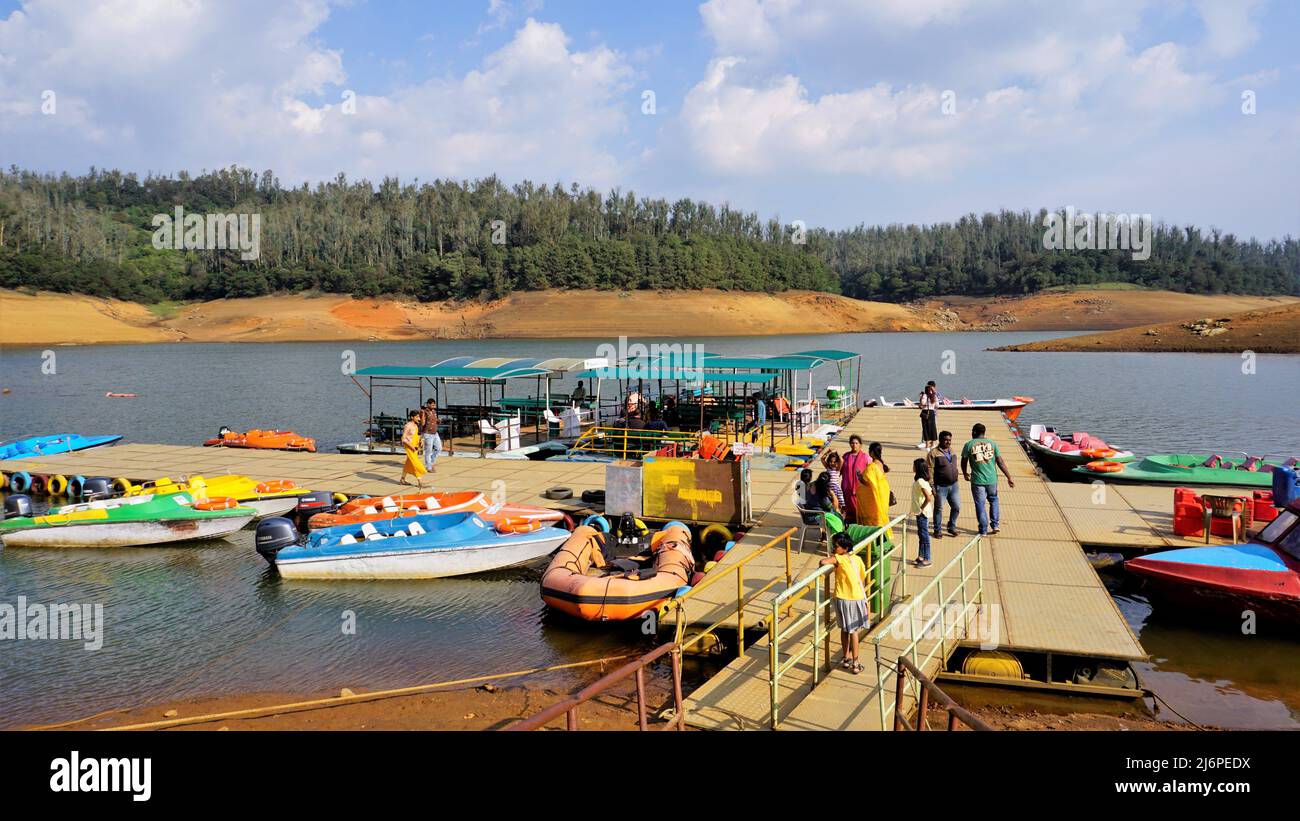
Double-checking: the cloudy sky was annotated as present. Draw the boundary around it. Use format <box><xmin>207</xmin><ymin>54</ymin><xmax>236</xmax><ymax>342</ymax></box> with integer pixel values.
<box><xmin>1</xmin><ymin>0</ymin><xmax>1296</xmax><ymax>237</ymax></box>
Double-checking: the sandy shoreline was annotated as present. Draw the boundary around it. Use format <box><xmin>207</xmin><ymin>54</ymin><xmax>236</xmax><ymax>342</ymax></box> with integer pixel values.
<box><xmin>1</xmin><ymin>287</ymin><xmax>1293</xmax><ymax>348</ymax></box>
<box><xmin>25</xmin><ymin>680</ymin><xmax>1193</xmax><ymax>732</ymax></box>
<box><xmin>994</xmin><ymin>302</ymin><xmax>1300</xmax><ymax>354</ymax></box>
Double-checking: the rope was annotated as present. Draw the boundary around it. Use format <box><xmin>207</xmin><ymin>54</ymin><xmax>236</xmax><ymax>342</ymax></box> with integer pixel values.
<box><xmin>1143</xmin><ymin>688</ymin><xmax>1208</xmax><ymax>730</ymax></box>
<box><xmin>30</xmin><ymin>653</ymin><xmax>638</xmax><ymax>732</ymax></box>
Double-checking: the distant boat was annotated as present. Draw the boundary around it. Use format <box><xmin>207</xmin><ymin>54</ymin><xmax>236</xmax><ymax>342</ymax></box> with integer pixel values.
<box><xmin>872</xmin><ymin>395</ymin><xmax>1034</xmax><ymax>421</ymax></box>
<box><xmin>1125</xmin><ymin>500</ymin><xmax>1300</xmax><ymax>628</ymax></box>
<box><xmin>204</xmin><ymin>427</ymin><xmax>316</xmax><ymax>452</ymax></box>
<box><xmin>0</xmin><ymin>434</ymin><xmax>122</xmax><ymax>461</ymax></box>
<box><xmin>105</xmin><ymin>392</ymin><xmax>137</xmax><ymax>398</ymax></box>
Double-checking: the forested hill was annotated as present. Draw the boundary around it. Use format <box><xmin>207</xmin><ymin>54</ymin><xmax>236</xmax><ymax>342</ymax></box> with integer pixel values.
<box><xmin>1</xmin><ymin>167</ymin><xmax>1296</xmax><ymax>304</ymax></box>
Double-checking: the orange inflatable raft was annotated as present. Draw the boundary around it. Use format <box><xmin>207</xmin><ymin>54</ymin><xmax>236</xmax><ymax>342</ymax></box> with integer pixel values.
<box><xmin>307</xmin><ymin>490</ymin><xmax>566</xmax><ymax>530</ymax></box>
<box><xmin>541</xmin><ymin>522</ymin><xmax>694</xmax><ymax>621</ymax></box>
<box><xmin>204</xmin><ymin>427</ymin><xmax>317</xmax><ymax>452</ymax></box>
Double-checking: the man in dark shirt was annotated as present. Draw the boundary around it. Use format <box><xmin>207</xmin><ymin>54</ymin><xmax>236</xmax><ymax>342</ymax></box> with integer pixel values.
<box><xmin>419</xmin><ymin>398</ymin><xmax>442</xmax><ymax>472</ymax></box>
<box><xmin>926</xmin><ymin>430</ymin><xmax>961</xmax><ymax>537</ymax></box>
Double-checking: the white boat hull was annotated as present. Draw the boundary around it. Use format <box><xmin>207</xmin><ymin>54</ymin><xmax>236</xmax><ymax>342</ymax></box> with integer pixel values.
<box><xmin>275</xmin><ymin>530</ymin><xmax>569</xmax><ymax>580</ymax></box>
<box><xmin>0</xmin><ymin>515</ymin><xmax>254</xmax><ymax>548</ymax></box>
<box><xmin>244</xmin><ymin>498</ymin><xmax>301</xmax><ymax>519</ymax></box>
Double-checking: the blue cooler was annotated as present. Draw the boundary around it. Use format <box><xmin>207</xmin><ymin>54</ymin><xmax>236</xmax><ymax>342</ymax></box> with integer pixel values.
<box><xmin>1272</xmin><ymin>465</ymin><xmax>1299</xmax><ymax>508</ymax></box>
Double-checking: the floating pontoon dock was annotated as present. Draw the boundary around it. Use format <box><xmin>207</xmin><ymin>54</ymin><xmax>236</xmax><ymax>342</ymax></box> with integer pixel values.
<box><xmin>3</xmin><ymin>407</ymin><xmax>1212</xmax><ymax>731</ymax></box>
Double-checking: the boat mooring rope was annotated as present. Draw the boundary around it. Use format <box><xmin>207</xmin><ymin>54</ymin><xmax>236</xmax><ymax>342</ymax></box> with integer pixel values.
<box><xmin>29</xmin><ymin>652</ymin><xmax>638</xmax><ymax>732</ymax></box>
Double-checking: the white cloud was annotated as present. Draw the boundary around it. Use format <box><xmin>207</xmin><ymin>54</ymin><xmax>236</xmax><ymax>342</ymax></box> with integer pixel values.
<box><xmin>1194</xmin><ymin>0</ymin><xmax>1265</xmax><ymax>58</ymax></box>
<box><xmin>0</xmin><ymin>3</ymin><xmax>632</xmax><ymax>187</ymax></box>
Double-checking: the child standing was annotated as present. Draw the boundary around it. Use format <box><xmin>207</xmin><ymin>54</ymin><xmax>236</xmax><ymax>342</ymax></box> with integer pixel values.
<box><xmin>911</xmin><ymin>458</ymin><xmax>934</xmax><ymax>567</ymax></box>
<box><xmin>819</xmin><ymin>532</ymin><xmax>869</xmax><ymax>674</ymax></box>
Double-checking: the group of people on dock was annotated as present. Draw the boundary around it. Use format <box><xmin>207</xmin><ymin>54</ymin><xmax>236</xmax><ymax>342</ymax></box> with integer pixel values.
<box><xmin>799</xmin><ymin>381</ymin><xmax>1018</xmax><ymax>567</ymax></box>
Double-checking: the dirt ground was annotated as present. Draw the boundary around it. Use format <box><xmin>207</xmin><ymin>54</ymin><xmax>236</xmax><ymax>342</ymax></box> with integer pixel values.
<box><xmin>936</xmin><ymin>703</ymin><xmax>1202</xmax><ymax>731</ymax></box>
<box><xmin>30</xmin><ymin>680</ymin><xmax>686</xmax><ymax>732</ymax></box>
<box><xmin>993</xmin><ymin>302</ymin><xmax>1300</xmax><ymax>354</ymax></box>
<box><xmin>4</xmin><ymin>287</ymin><xmax>1292</xmax><ymax>347</ymax></box>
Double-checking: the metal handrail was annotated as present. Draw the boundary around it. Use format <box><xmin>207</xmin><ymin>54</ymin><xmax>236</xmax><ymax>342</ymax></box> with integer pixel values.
<box><xmin>766</xmin><ymin>510</ymin><xmax>909</xmax><ymax>728</ymax></box>
<box><xmin>506</xmin><ymin>642</ymin><xmax>683</xmax><ymax>731</ymax></box>
<box><xmin>892</xmin><ymin>655</ymin><xmax>993</xmax><ymax>731</ymax></box>
<box><xmin>871</xmin><ymin>533</ymin><xmax>985</xmax><ymax>731</ymax></box>
<box><xmin>668</xmin><ymin>528</ymin><xmax>797</xmax><ymax>656</ymax></box>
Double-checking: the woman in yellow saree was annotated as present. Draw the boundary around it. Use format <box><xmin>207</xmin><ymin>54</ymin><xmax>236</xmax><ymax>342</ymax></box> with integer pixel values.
<box><xmin>399</xmin><ymin>410</ymin><xmax>427</xmax><ymax>488</ymax></box>
<box><xmin>856</xmin><ymin>441</ymin><xmax>893</xmax><ymax>541</ymax></box>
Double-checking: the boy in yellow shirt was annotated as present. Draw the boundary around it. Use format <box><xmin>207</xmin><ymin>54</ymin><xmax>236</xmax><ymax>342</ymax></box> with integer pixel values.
<box><xmin>819</xmin><ymin>532</ymin><xmax>869</xmax><ymax>674</ymax></box>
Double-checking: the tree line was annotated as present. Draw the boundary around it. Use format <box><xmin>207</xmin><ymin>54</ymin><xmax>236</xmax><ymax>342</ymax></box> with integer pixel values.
<box><xmin>0</xmin><ymin>166</ymin><xmax>1295</xmax><ymax>304</ymax></box>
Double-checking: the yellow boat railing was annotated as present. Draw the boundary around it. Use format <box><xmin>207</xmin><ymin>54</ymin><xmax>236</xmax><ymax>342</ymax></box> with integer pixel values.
<box><xmin>870</xmin><ymin>533</ymin><xmax>985</xmax><ymax>730</ymax></box>
<box><xmin>665</xmin><ymin>527</ymin><xmax>797</xmax><ymax>657</ymax></box>
<box><xmin>765</xmin><ymin>510</ymin><xmax>909</xmax><ymax>728</ymax></box>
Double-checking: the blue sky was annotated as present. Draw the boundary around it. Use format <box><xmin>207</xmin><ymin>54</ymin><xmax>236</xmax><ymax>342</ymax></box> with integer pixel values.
<box><xmin>1</xmin><ymin>0</ymin><xmax>1296</xmax><ymax>238</ymax></box>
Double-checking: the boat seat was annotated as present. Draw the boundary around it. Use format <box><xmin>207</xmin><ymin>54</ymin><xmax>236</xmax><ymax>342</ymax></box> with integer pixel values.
<box><xmin>339</xmin><ymin>534</ymin><xmax>357</xmax><ymax>545</ymax></box>
<box><xmin>365</xmin><ymin>532</ymin><xmax>386</xmax><ymax>541</ymax></box>
<box><xmin>391</xmin><ymin>529</ymin><xmax>406</xmax><ymax>538</ymax></box>
<box><xmin>424</xmin><ymin>496</ymin><xmax>440</xmax><ymax>509</ymax></box>
<box><xmin>408</xmin><ymin>521</ymin><xmax>426</xmax><ymax>535</ymax></box>
<box><xmin>363</xmin><ymin>505</ymin><xmax>378</xmax><ymax>515</ymax></box>
<box><xmin>361</xmin><ymin>523</ymin><xmax>379</xmax><ymax>538</ymax></box>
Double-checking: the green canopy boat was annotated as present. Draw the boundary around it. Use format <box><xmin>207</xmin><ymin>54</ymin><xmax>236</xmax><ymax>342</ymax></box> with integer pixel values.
<box><xmin>1072</xmin><ymin>453</ymin><xmax>1292</xmax><ymax>488</ymax></box>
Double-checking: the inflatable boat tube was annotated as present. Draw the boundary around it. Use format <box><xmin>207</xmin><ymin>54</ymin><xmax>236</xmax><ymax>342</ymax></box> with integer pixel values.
<box><xmin>540</xmin><ymin>522</ymin><xmax>694</xmax><ymax>621</ymax></box>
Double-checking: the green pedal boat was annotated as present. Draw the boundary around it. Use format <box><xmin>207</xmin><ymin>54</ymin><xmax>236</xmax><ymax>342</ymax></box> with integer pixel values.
<box><xmin>0</xmin><ymin>492</ymin><xmax>256</xmax><ymax>547</ymax></box>
<box><xmin>1072</xmin><ymin>453</ymin><xmax>1293</xmax><ymax>488</ymax></box>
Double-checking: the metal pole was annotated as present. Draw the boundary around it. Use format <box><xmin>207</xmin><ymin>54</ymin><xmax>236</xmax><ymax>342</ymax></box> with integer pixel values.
<box><xmin>635</xmin><ymin>666</ymin><xmax>648</xmax><ymax>731</ymax></box>
<box><xmin>672</xmin><ymin>648</ymin><xmax>685</xmax><ymax>731</ymax></box>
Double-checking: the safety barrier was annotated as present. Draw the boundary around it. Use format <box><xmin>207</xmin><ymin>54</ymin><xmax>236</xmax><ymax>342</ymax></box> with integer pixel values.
<box><xmin>891</xmin><ymin>655</ymin><xmax>993</xmax><ymax>731</ymax></box>
<box><xmin>507</xmin><ymin>642</ymin><xmax>683</xmax><ymax>731</ymax></box>
<box><xmin>870</xmin><ymin>532</ymin><xmax>985</xmax><ymax>731</ymax></box>
<box><xmin>765</xmin><ymin>510</ymin><xmax>909</xmax><ymax>728</ymax></box>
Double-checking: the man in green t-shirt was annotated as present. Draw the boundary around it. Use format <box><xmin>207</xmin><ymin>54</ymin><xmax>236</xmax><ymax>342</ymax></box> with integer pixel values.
<box><xmin>960</xmin><ymin>423</ymin><xmax>1015</xmax><ymax>535</ymax></box>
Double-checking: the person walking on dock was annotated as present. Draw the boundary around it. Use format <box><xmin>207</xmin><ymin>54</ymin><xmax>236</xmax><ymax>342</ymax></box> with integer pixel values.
<box><xmin>820</xmin><ymin>531</ymin><xmax>868</xmax><ymax>674</ymax></box>
<box><xmin>419</xmin><ymin>398</ymin><xmax>442</xmax><ymax>473</ymax></box>
<box><xmin>917</xmin><ymin>381</ymin><xmax>939</xmax><ymax>450</ymax></box>
<box><xmin>911</xmin><ymin>458</ymin><xmax>934</xmax><ymax>567</ymax></box>
<box><xmin>399</xmin><ymin>410</ymin><xmax>427</xmax><ymax>489</ymax></box>
<box><xmin>961</xmin><ymin>423</ymin><xmax>1015</xmax><ymax>535</ymax></box>
<box><xmin>927</xmin><ymin>430</ymin><xmax>961</xmax><ymax>538</ymax></box>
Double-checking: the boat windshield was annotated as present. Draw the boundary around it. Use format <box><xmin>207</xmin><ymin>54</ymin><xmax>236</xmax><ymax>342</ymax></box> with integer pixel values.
<box><xmin>1279</xmin><ymin>525</ymin><xmax>1300</xmax><ymax>562</ymax></box>
<box><xmin>1259</xmin><ymin>510</ymin><xmax>1298</xmax><ymax>549</ymax></box>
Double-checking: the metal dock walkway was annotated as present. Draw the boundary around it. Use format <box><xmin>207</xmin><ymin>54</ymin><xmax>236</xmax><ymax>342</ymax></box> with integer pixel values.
<box><xmin>681</xmin><ymin>408</ymin><xmax>1147</xmax><ymax>731</ymax></box>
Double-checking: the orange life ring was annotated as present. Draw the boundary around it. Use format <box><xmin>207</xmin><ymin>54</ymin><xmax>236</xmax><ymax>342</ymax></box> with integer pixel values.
<box><xmin>496</xmin><ymin>517</ymin><xmax>543</xmax><ymax>534</ymax></box>
<box><xmin>1084</xmin><ymin>460</ymin><xmax>1124</xmax><ymax>473</ymax></box>
<box><xmin>195</xmin><ymin>496</ymin><xmax>239</xmax><ymax>511</ymax></box>
<box><xmin>1081</xmin><ymin>448</ymin><xmax>1116</xmax><ymax>459</ymax></box>
<box><xmin>254</xmin><ymin>479</ymin><xmax>297</xmax><ymax>494</ymax></box>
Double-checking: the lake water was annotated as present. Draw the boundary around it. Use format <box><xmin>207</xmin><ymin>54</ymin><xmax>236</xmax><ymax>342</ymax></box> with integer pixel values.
<box><xmin>1</xmin><ymin>332</ymin><xmax>1298</xmax><ymax>728</ymax></box>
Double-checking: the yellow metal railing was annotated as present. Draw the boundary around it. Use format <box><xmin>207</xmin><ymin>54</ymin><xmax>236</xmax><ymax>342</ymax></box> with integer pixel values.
<box><xmin>871</xmin><ymin>533</ymin><xmax>985</xmax><ymax>730</ymax></box>
<box><xmin>568</xmin><ymin>424</ymin><xmax>782</xmax><ymax>459</ymax></box>
<box><xmin>765</xmin><ymin>511</ymin><xmax>909</xmax><ymax>728</ymax></box>
<box><xmin>666</xmin><ymin>527</ymin><xmax>797</xmax><ymax>657</ymax></box>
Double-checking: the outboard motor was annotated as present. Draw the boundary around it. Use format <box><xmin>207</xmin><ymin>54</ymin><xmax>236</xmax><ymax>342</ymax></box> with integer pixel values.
<box><xmin>80</xmin><ymin>477</ymin><xmax>113</xmax><ymax>500</ymax></box>
<box><xmin>294</xmin><ymin>491</ymin><xmax>340</xmax><ymax>524</ymax></box>
<box><xmin>255</xmin><ymin>516</ymin><xmax>299</xmax><ymax>563</ymax></box>
<box><xmin>4</xmin><ymin>494</ymin><xmax>33</xmax><ymax>519</ymax></box>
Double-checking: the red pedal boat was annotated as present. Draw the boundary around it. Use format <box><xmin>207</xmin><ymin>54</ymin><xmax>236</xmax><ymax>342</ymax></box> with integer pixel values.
<box><xmin>1125</xmin><ymin>500</ymin><xmax>1300</xmax><ymax>629</ymax></box>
